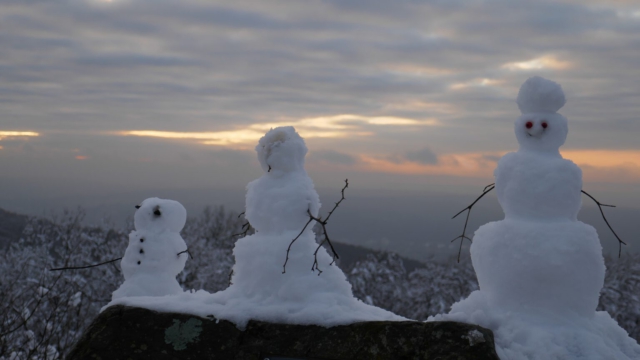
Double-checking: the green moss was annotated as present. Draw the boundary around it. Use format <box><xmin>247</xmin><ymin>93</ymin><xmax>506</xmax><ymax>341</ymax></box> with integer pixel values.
<box><xmin>164</xmin><ymin>318</ymin><xmax>203</xmax><ymax>351</ymax></box>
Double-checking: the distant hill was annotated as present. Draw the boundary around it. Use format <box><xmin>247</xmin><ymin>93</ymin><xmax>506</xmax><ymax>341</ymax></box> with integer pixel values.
<box><xmin>0</xmin><ymin>207</ymin><xmax>426</xmax><ymax>270</ymax></box>
<box><xmin>331</xmin><ymin>241</ymin><xmax>426</xmax><ymax>272</ymax></box>
<box><xmin>0</xmin><ymin>208</ymin><xmax>28</xmax><ymax>249</ymax></box>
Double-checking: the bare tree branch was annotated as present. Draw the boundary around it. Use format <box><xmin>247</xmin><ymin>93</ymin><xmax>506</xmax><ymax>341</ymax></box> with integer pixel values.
<box><xmin>283</xmin><ymin>179</ymin><xmax>347</xmax><ymax>274</ymax></box>
<box><xmin>232</xmin><ymin>212</ymin><xmax>253</xmax><ymax>238</ymax></box>
<box><xmin>451</xmin><ymin>184</ymin><xmax>495</xmax><ymax>263</ymax></box>
<box><xmin>49</xmin><ymin>258</ymin><xmax>122</xmax><ymax>272</ymax></box>
<box><xmin>581</xmin><ymin>190</ymin><xmax>627</xmax><ymax>258</ymax></box>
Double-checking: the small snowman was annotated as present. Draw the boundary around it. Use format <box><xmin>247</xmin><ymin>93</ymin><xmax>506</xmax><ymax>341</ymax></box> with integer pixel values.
<box><xmin>430</xmin><ymin>77</ymin><xmax>640</xmax><ymax>359</ymax></box>
<box><xmin>112</xmin><ymin>198</ymin><xmax>189</xmax><ymax>299</ymax></box>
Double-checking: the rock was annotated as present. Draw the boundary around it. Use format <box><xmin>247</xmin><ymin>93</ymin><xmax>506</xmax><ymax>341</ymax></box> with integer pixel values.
<box><xmin>67</xmin><ymin>305</ymin><xmax>500</xmax><ymax>360</ymax></box>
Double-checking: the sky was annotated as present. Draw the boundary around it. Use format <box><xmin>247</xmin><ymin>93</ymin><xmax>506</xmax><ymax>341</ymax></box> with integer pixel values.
<box><xmin>1</xmin><ymin>0</ymin><xmax>639</xmax><ymax>260</ymax></box>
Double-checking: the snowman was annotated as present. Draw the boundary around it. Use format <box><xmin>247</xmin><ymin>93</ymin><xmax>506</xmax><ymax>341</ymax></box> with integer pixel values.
<box><xmin>430</xmin><ymin>77</ymin><xmax>640</xmax><ymax>359</ymax></box>
<box><xmin>205</xmin><ymin>126</ymin><xmax>402</xmax><ymax>327</ymax></box>
<box><xmin>112</xmin><ymin>197</ymin><xmax>189</xmax><ymax>300</ymax></box>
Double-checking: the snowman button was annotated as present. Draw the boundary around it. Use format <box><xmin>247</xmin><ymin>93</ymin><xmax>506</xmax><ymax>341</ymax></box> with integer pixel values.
<box><xmin>140</xmin><ymin>249</ymin><xmax>144</xmax><ymax>254</ymax></box>
<box><xmin>140</xmin><ymin>238</ymin><xmax>144</xmax><ymax>243</ymax></box>
<box><xmin>137</xmin><ymin>261</ymin><xmax>141</xmax><ymax>265</ymax></box>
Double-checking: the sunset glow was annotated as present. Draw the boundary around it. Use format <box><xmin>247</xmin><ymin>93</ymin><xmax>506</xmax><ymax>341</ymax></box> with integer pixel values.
<box><xmin>120</xmin><ymin>114</ymin><xmax>435</xmax><ymax>148</ymax></box>
<box><xmin>0</xmin><ymin>131</ymin><xmax>40</xmax><ymax>140</ymax></box>
<box><xmin>502</xmin><ymin>55</ymin><xmax>572</xmax><ymax>71</ymax></box>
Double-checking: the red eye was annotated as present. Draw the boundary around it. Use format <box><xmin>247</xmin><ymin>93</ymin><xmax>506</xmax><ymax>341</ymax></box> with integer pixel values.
<box><xmin>541</xmin><ymin>122</ymin><xmax>548</xmax><ymax>129</ymax></box>
<box><xmin>525</xmin><ymin>121</ymin><xmax>533</xmax><ymax>129</ymax></box>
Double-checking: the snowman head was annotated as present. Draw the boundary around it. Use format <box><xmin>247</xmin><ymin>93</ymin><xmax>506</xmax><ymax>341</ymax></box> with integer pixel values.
<box><xmin>256</xmin><ymin>126</ymin><xmax>307</xmax><ymax>174</ymax></box>
<box><xmin>134</xmin><ymin>197</ymin><xmax>187</xmax><ymax>233</ymax></box>
<box><xmin>514</xmin><ymin>76</ymin><xmax>568</xmax><ymax>154</ymax></box>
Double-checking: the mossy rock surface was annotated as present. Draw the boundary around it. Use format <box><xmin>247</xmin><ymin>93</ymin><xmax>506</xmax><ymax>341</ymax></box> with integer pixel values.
<box><xmin>67</xmin><ymin>305</ymin><xmax>500</xmax><ymax>360</ymax></box>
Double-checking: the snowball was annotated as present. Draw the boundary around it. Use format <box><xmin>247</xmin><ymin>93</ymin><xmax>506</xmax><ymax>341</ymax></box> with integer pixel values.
<box><xmin>134</xmin><ymin>198</ymin><xmax>187</xmax><ymax>233</ymax></box>
<box><xmin>495</xmin><ymin>152</ymin><xmax>582</xmax><ymax>221</ymax></box>
<box><xmin>256</xmin><ymin>126</ymin><xmax>307</xmax><ymax>174</ymax></box>
<box><xmin>516</xmin><ymin>76</ymin><xmax>566</xmax><ymax>114</ymax></box>
<box><xmin>245</xmin><ymin>172</ymin><xmax>320</xmax><ymax>234</ymax></box>
<box><xmin>514</xmin><ymin>112</ymin><xmax>568</xmax><ymax>154</ymax></box>
<box><xmin>471</xmin><ymin>219</ymin><xmax>604</xmax><ymax>316</ymax></box>
<box><xmin>113</xmin><ymin>230</ymin><xmax>188</xmax><ymax>300</ymax></box>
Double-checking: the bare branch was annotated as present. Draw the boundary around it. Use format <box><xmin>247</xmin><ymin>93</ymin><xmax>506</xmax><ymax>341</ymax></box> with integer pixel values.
<box><xmin>283</xmin><ymin>179</ymin><xmax>347</xmax><ymax>274</ymax></box>
<box><xmin>282</xmin><ymin>217</ymin><xmax>314</xmax><ymax>273</ymax></box>
<box><xmin>49</xmin><ymin>257</ymin><xmax>122</xmax><ymax>272</ymax></box>
<box><xmin>177</xmin><ymin>249</ymin><xmax>194</xmax><ymax>260</ymax></box>
<box><xmin>451</xmin><ymin>184</ymin><xmax>495</xmax><ymax>263</ymax></box>
<box><xmin>581</xmin><ymin>190</ymin><xmax>627</xmax><ymax>258</ymax></box>
<box><xmin>324</xmin><ymin>179</ymin><xmax>349</xmax><ymax>223</ymax></box>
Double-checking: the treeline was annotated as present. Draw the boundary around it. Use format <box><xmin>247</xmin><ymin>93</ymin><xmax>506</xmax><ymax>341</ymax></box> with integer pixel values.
<box><xmin>1</xmin><ymin>208</ymin><xmax>638</xmax><ymax>359</ymax></box>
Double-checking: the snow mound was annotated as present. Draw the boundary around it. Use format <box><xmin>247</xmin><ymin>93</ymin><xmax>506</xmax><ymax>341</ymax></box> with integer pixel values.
<box><xmin>430</xmin><ymin>292</ymin><xmax>640</xmax><ymax>360</ymax></box>
<box><xmin>516</xmin><ymin>76</ymin><xmax>566</xmax><ymax>114</ymax></box>
<box><xmin>106</xmin><ymin>126</ymin><xmax>404</xmax><ymax>328</ymax></box>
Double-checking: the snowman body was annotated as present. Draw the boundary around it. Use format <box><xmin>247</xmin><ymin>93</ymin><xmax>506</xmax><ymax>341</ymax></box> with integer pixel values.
<box><xmin>206</xmin><ymin>126</ymin><xmax>401</xmax><ymax>326</ymax></box>
<box><xmin>471</xmin><ymin>77</ymin><xmax>605</xmax><ymax>316</ymax></box>
<box><xmin>430</xmin><ymin>77</ymin><xmax>640</xmax><ymax>359</ymax></box>
<box><xmin>112</xmin><ymin>198</ymin><xmax>188</xmax><ymax>299</ymax></box>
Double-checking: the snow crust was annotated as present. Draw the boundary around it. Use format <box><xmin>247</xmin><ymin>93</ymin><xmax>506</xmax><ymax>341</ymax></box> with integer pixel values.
<box><xmin>106</xmin><ymin>127</ymin><xmax>404</xmax><ymax>328</ymax></box>
<box><xmin>112</xmin><ymin>198</ymin><xmax>188</xmax><ymax>299</ymax></box>
<box><xmin>429</xmin><ymin>77</ymin><xmax>640</xmax><ymax>359</ymax></box>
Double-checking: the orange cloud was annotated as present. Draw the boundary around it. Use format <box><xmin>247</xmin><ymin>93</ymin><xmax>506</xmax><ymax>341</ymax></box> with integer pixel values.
<box><xmin>325</xmin><ymin>149</ymin><xmax>640</xmax><ymax>184</ymax></box>
<box><xmin>119</xmin><ymin>114</ymin><xmax>436</xmax><ymax>149</ymax></box>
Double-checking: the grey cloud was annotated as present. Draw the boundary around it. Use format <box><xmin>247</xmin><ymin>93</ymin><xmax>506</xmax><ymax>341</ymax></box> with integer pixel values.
<box><xmin>0</xmin><ymin>0</ymin><xmax>638</xmax><ymax>153</ymax></box>
<box><xmin>386</xmin><ymin>147</ymin><xmax>439</xmax><ymax>165</ymax></box>
<box><xmin>309</xmin><ymin>150</ymin><xmax>357</xmax><ymax>165</ymax></box>
<box><xmin>405</xmin><ymin>147</ymin><xmax>439</xmax><ymax>165</ymax></box>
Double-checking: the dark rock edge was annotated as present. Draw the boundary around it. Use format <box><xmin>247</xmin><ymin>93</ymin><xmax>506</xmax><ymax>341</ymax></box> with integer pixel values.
<box><xmin>67</xmin><ymin>305</ymin><xmax>500</xmax><ymax>360</ymax></box>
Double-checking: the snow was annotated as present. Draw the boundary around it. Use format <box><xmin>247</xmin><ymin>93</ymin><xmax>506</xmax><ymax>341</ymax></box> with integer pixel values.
<box><xmin>106</xmin><ymin>126</ymin><xmax>404</xmax><ymax>328</ymax></box>
<box><xmin>428</xmin><ymin>76</ymin><xmax>640</xmax><ymax>359</ymax></box>
<box><xmin>516</xmin><ymin>76</ymin><xmax>566</xmax><ymax>114</ymax></box>
<box><xmin>112</xmin><ymin>198</ymin><xmax>188</xmax><ymax>299</ymax></box>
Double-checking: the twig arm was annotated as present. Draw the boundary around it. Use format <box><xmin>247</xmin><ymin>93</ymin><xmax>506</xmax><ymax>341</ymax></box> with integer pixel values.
<box><xmin>581</xmin><ymin>189</ymin><xmax>626</xmax><ymax>258</ymax></box>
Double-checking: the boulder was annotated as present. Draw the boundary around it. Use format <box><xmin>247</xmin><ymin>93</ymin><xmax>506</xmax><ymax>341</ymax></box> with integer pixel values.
<box><xmin>67</xmin><ymin>305</ymin><xmax>499</xmax><ymax>360</ymax></box>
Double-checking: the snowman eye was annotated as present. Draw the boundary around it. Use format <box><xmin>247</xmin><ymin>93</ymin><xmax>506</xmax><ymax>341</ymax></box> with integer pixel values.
<box><xmin>525</xmin><ymin>121</ymin><xmax>533</xmax><ymax>129</ymax></box>
<box><xmin>541</xmin><ymin>121</ymin><xmax>548</xmax><ymax>129</ymax></box>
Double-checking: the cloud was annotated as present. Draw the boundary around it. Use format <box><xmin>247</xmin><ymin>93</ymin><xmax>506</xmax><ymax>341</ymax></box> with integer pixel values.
<box><xmin>118</xmin><ymin>114</ymin><xmax>437</xmax><ymax>148</ymax></box>
<box><xmin>502</xmin><ymin>55</ymin><xmax>572</xmax><ymax>71</ymax></box>
<box><xmin>404</xmin><ymin>148</ymin><xmax>439</xmax><ymax>165</ymax></box>
<box><xmin>308</xmin><ymin>150</ymin><xmax>357</xmax><ymax>165</ymax></box>
<box><xmin>0</xmin><ymin>131</ymin><xmax>40</xmax><ymax>140</ymax></box>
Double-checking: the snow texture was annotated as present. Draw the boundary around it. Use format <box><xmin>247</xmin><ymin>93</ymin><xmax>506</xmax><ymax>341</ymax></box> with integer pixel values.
<box><xmin>429</xmin><ymin>77</ymin><xmax>640</xmax><ymax>359</ymax></box>
<box><xmin>112</xmin><ymin>198</ymin><xmax>188</xmax><ymax>299</ymax></box>
<box><xmin>516</xmin><ymin>76</ymin><xmax>566</xmax><ymax>114</ymax></box>
<box><xmin>107</xmin><ymin>127</ymin><xmax>403</xmax><ymax>328</ymax></box>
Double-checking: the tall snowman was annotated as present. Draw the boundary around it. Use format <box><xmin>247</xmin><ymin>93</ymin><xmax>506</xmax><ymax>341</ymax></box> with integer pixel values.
<box><xmin>112</xmin><ymin>198</ymin><xmax>189</xmax><ymax>299</ymax></box>
<box><xmin>430</xmin><ymin>77</ymin><xmax>640</xmax><ymax>359</ymax></box>
<box><xmin>206</xmin><ymin>126</ymin><xmax>402</xmax><ymax>327</ymax></box>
